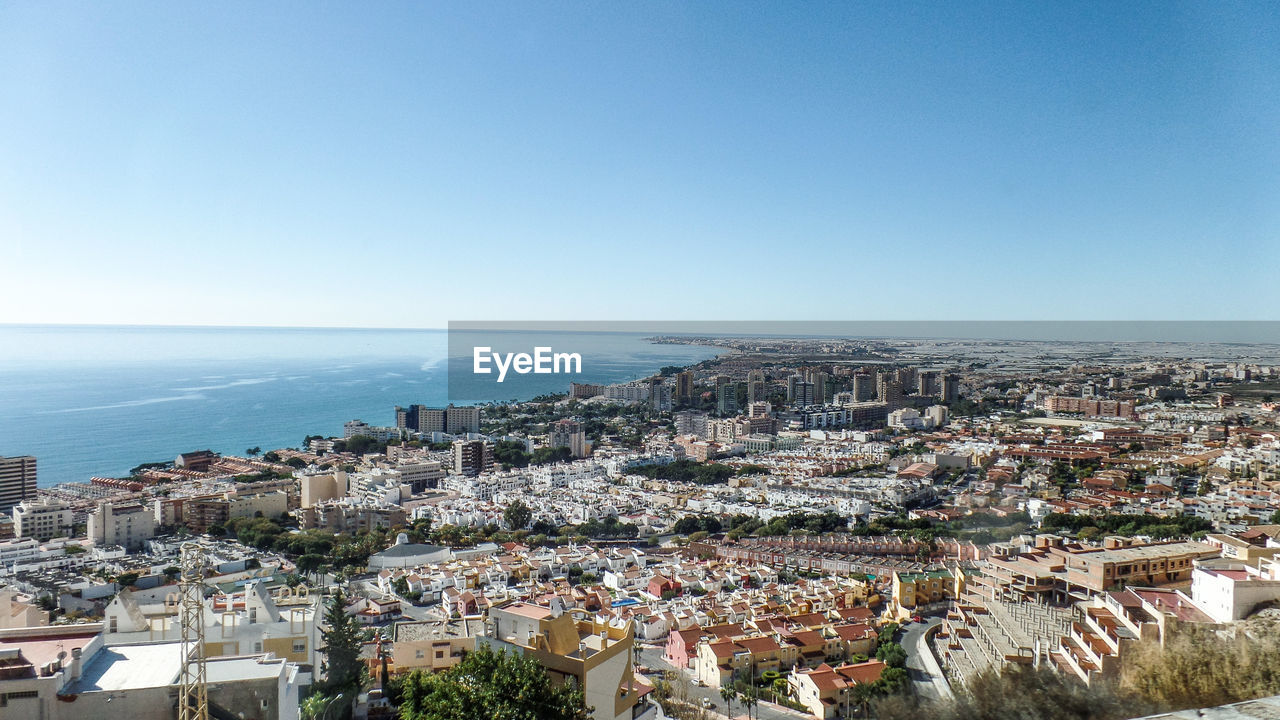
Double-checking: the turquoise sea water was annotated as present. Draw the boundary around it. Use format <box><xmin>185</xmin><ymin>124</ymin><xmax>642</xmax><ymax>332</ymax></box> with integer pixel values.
<box><xmin>0</xmin><ymin>325</ymin><xmax>719</xmax><ymax>486</ymax></box>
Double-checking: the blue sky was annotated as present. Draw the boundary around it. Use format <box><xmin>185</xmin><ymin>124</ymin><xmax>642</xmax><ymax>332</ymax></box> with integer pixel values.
<box><xmin>1</xmin><ymin>2</ymin><xmax>1276</xmax><ymax>327</ymax></box>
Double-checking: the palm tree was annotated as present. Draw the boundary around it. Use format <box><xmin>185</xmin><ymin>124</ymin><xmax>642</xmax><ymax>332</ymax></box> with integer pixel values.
<box><xmin>740</xmin><ymin>687</ymin><xmax>758</xmax><ymax>719</ymax></box>
<box><xmin>850</xmin><ymin>682</ymin><xmax>876</xmax><ymax>718</ymax></box>
<box><xmin>720</xmin><ymin>685</ymin><xmax>737</xmax><ymax>718</ymax></box>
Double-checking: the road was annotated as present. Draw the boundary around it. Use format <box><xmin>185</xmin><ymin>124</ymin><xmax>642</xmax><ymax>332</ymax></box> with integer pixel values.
<box><xmin>636</xmin><ymin>643</ymin><xmax>811</xmax><ymax>720</ymax></box>
<box><xmin>900</xmin><ymin>617</ymin><xmax>951</xmax><ymax>702</ymax></box>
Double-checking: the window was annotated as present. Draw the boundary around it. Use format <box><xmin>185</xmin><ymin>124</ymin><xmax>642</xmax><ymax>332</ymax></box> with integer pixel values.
<box><xmin>293</xmin><ymin>640</ymin><xmax>306</xmax><ymax>653</ymax></box>
<box><xmin>436</xmin><ymin>650</ymin><xmax>445</xmax><ymax>659</ymax></box>
<box><xmin>254</xmin><ymin>641</ymin><xmax>263</xmax><ymax>653</ymax></box>
<box><xmin>109</xmin><ymin>616</ymin><xmax>118</xmax><ymax>632</ymax></box>
<box><xmin>415</xmin><ymin>649</ymin><xmax>424</xmax><ymax>659</ymax></box>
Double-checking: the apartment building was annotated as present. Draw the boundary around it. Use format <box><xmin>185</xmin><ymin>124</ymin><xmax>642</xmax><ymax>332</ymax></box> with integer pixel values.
<box><xmin>87</xmin><ymin>501</ymin><xmax>156</xmax><ymax>550</ymax></box>
<box><xmin>298</xmin><ymin>502</ymin><xmax>407</xmax><ymax>533</ymax></box>
<box><xmin>102</xmin><ymin>580</ymin><xmax>319</xmax><ymax>668</ymax></box>
<box><xmin>299</xmin><ymin>471</ymin><xmax>348</xmax><ymax>508</ymax></box>
<box><xmin>414</xmin><ymin>405</ymin><xmax>482</xmax><ymax>435</ymax></box>
<box><xmin>389</xmin><ymin>618</ymin><xmax>481</xmax><ymax>675</ymax></box>
<box><xmin>397</xmin><ymin>461</ymin><xmax>446</xmax><ymax>492</ymax></box>
<box><xmin>0</xmin><ymin>456</ymin><xmax>37</xmax><ymax>514</ymax></box>
<box><xmin>12</xmin><ymin>499</ymin><xmax>71</xmax><ymax>541</ymax></box>
<box><xmin>969</xmin><ymin>535</ymin><xmax>1220</xmax><ymax>606</ymax></box>
<box><xmin>1189</xmin><ymin>557</ymin><xmax>1280</xmax><ymax>623</ymax></box>
<box><xmin>892</xmin><ymin>569</ymin><xmax>955</xmax><ymax>616</ymax></box>
<box><xmin>482</xmin><ymin>602</ymin><xmax>647</xmax><ymax>720</ymax></box>
<box><xmin>788</xmin><ymin>660</ymin><xmax>887</xmax><ymax>720</ymax></box>
<box><xmin>1041</xmin><ymin>396</ymin><xmax>1137</xmax><ymax>420</ymax></box>
<box><xmin>162</xmin><ymin>489</ymin><xmax>291</xmax><ymax>533</ymax></box>
<box><xmin>453</xmin><ymin>439</ymin><xmax>495</xmax><ymax>477</ymax></box>
<box><xmin>549</xmin><ymin>419</ymin><xmax>590</xmax><ymax>458</ymax></box>
<box><xmin>0</xmin><ymin>624</ymin><xmax>303</xmax><ymax>720</ymax></box>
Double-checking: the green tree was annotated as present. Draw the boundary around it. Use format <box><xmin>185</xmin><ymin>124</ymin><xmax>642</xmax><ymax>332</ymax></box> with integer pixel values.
<box><xmin>504</xmin><ymin>500</ymin><xmax>533</xmax><ymax>530</ymax></box>
<box><xmin>876</xmin><ymin>641</ymin><xmax>908</xmax><ymax>669</ymax></box>
<box><xmin>720</xmin><ymin>686</ymin><xmax>737</xmax><ymax>718</ymax></box>
<box><xmin>398</xmin><ymin>644</ymin><xmax>588</xmax><ymax>720</ymax></box>
<box><xmin>740</xmin><ymin>687</ymin><xmax>758</xmax><ymax>718</ymax></box>
<box><xmin>318</xmin><ymin>591</ymin><xmax>366</xmax><ymax>705</ymax></box>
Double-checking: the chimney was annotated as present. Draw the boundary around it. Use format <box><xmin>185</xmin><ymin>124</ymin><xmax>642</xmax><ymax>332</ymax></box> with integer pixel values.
<box><xmin>70</xmin><ymin>647</ymin><xmax>82</xmax><ymax>682</ymax></box>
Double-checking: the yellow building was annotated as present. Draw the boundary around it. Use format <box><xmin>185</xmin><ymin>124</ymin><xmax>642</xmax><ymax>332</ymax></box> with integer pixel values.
<box><xmin>389</xmin><ymin>618</ymin><xmax>481</xmax><ymax>674</ymax></box>
<box><xmin>483</xmin><ymin>602</ymin><xmax>645</xmax><ymax>720</ymax></box>
<box><xmin>891</xmin><ymin>569</ymin><xmax>954</xmax><ymax>618</ymax></box>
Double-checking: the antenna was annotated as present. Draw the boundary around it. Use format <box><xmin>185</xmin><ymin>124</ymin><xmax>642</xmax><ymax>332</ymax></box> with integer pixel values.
<box><xmin>178</xmin><ymin>543</ymin><xmax>209</xmax><ymax>720</ymax></box>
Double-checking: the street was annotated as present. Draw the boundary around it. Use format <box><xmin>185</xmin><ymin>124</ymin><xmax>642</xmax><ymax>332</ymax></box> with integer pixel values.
<box><xmin>900</xmin><ymin>617</ymin><xmax>950</xmax><ymax>702</ymax></box>
<box><xmin>636</xmin><ymin>643</ymin><xmax>813</xmax><ymax>720</ymax></box>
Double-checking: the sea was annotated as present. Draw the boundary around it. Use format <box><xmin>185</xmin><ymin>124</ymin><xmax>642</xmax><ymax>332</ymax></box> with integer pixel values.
<box><xmin>0</xmin><ymin>325</ymin><xmax>721</xmax><ymax>487</ymax></box>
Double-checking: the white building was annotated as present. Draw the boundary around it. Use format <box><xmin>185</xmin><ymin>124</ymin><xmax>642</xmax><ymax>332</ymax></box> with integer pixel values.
<box><xmin>88</xmin><ymin>501</ymin><xmax>157</xmax><ymax>550</ymax></box>
<box><xmin>12</xmin><ymin>498</ymin><xmax>72</xmax><ymax>541</ymax></box>
<box><xmin>1190</xmin><ymin>558</ymin><xmax>1280</xmax><ymax>623</ymax></box>
<box><xmin>0</xmin><ymin>624</ymin><xmax>302</xmax><ymax>720</ymax></box>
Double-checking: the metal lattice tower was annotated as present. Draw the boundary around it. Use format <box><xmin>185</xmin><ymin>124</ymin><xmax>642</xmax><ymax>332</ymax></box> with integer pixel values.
<box><xmin>178</xmin><ymin>543</ymin><xmax>209</xmax><ymax>720</ymax></box>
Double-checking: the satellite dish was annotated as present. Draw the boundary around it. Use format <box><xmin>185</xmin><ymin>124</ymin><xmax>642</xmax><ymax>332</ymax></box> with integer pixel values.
<box><xmin>57</xmin><ymin>650</ymin><xmax>67</xmax><ymax>661</ymax></box>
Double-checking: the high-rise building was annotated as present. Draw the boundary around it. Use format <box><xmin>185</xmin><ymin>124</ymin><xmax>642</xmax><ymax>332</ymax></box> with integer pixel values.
<box><xmin>942</xmin><ymin>374</ymin><xmax>961</xmax><ymax>404</ymax></box>
<box><xmin>395</xmin><ymin>404</ymin><xmax>431</xmax><ymax>431</ymax></box>
<box><xmin>878</xmin><ymin>378</ymin><xmax>904</xmax><ymax>411</ymax></box>
<box><xmin>675</xmin><ymin>371</ymin><xmax>695</xmax><ymax>402</ymax></box>
<box><xmin>895</xmin><ymin>367</ymin><xmax>917</xmax><ymax>389</ymax></box>
<box><xmin>852</xmin><ymin>372</ymin><xmax>875</xmax><ymax>402</ymax></box>
<box><xmin>747</xmin><ymin>369</ymin><xmax>765</xmax><ymax>404</ymax></box>
<box><xmin>917</xmin><ymin>371</ymin><xmax>940</xmax><ymax>397</ymax></box>
<box><xmin>717</xmin><ymin>383</ymin><xmax>738</xmax><ymax>414</ymax></box>
<box><xmin>548</xmin><ymin>419</ymin><xmax>590</xmax><ymax>458</ymax></box>
<box><xmin>787</xmin><ymin>376</ymin><xmax>815</xmax><ymax>407</ymax></box>
<box><xmin>812</xmin><ymin>371</ymin><xmax>830</xmax><ymax>405</ymax></box>
<box><xmin>446</xmin><ymin>405</ymin><xmax>481</xmax><ymax>434</ymax></box>
<box><xmin>452</xmin><ymin>440</ymin><xmax>494</xmax><ymax>477</ymax></box>
<box><xmin>419</xmin><ymin>405</ymin><xmax>482</xmax><ymax>435</ymax></box>
<box><xmin>0</xmin><ymin>456</ymin><xmax>37</xmax><ymax>514</ymax></box>
<box><xmin>674</xmin><ymin>410</ymin><xmax>710</xmax><ymax>438</ymax></box>
<box><xmin>569</xmin><ymin>382</ymin><xmax>605</xmax><ymax>399</ymax></box>
<box><xmin>649</xmin><ymin>379</ymin><xmax>672</xmax><ymax>412</ymax></box>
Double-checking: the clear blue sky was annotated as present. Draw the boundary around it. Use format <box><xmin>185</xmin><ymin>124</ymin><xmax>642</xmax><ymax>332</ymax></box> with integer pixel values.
<box><xmin>1</xmin><ymin>2</ymin><xmax>1276</xmax><ymax>327</ymax></box>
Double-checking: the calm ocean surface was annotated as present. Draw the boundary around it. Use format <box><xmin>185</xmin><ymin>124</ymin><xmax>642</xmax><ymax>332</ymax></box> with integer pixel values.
<box><xmin>0</xmin><ymin>326</ymin><xmax>719</xmax><ymax>486</ymax></box>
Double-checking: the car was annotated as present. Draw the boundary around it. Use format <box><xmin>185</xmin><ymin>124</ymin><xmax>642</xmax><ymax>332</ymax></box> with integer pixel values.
<box><xmin>701</xmin><ymin>698</ymin><xmax>712</xmax><ymax>709</ymax></box>
<box><xmin>912</xmin><ymin>615</ymin><xmax>924</xmax><ymax>623</ymax></box>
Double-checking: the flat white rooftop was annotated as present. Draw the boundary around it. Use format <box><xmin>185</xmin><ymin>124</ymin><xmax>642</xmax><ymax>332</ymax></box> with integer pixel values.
<box><xmin>206</xmin><ymin>655</ymin><xmax>287</xmax><ymax>683</ymax></box>
<box><xmin>68</xmin><ymin>642</ymin><xmax>183</xmax><ymax>692</ymax></box>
